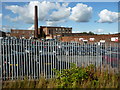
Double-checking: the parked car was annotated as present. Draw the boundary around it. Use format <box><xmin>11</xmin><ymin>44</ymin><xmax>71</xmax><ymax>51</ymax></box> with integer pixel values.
<box><xmin>63</xmin><ymin>48</ymin><xmax>80</xmax><ymax>55</ymax></box>
<box><xmin>102</xmin><ymin>53</ymin><xmax>120</xmax><ymax>67</ymax></box>
<box><xmin>98</xmin><ymin>49</ymin><xmax>107</xmax><ymax>55</ymax></box>
<box><xmin>107</xmin><ymin>47</ymin><xmax>120</xmax><ymax>52</ymax></box>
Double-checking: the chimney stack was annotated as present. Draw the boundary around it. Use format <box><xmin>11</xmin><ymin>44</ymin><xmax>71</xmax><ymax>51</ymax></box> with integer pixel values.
<box><xmin>34</xmin><ymin>6</ymin><xmax>38</xmax><ymax>38</ymax></box>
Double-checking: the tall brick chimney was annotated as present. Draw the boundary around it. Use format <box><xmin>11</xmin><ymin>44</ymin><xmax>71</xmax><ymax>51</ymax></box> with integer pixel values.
<box><xmin>34</xmin><ymin>6</ymin><xmax>38</xmax><ymax>38</ymax></box>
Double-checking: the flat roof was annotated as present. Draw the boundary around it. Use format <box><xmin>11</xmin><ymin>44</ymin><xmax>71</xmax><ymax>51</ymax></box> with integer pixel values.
<box><xmin>40</xmin><ymin>26</ymin><xmax>72</xmax><ymax>28</ymax></box>
<box><xmin>11</xmin><ymin>29</ymin><xmax>34</xmax><ymax>31</ymax></box>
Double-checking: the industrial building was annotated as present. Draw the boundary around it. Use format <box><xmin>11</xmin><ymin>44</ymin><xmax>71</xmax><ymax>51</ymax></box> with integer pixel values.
<box><xmin>9</xmin><ymin>6</ymin><xmax>119</xmax><ymax>43</ymax></box>
<box><xmin>41</xmin><ymin>26</ymin><xmax>72</xmax><ymax>39</ymax></box>
<box><xmin>10</xmin><ymin>29</ymin><xmax>34</xmax><ymax>39</ymax></box>
<box><xmin>10</xmin><ymin>26</ymin><xmax>72</xmax><ymax>39</ymax></box>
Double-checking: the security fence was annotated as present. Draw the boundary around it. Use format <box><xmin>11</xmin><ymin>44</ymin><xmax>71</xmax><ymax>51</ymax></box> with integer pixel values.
<box><xmin>0</xmin><ymin>38</ymin><xmax>119</xmax><ymax>80</ymax></box>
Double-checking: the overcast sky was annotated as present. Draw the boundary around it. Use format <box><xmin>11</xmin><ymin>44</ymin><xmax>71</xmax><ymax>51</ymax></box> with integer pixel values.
<box><xmin>1</xmin><ymin>1</ymin><xmax>119</xmax><ymax>34</ymax></box>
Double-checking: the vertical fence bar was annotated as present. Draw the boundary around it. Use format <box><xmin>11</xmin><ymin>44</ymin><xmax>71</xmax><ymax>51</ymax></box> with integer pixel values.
<box><xmin>29</xmin><ymin>40</ymin><xmax>31</xmax><ymax>79</ymax></box>
<box><xmin>50</xmin><ymin>41</ymin><xmax>52</xmax><ymax>78</ymax></box>
<box><xmin>18</xmin><ymin>39</ymin><xmax>21</xmax><ymax>79</ymax></box>
<box><xmin>0</xmin><ymin>38</ymin><xmax>2</xmax><ymax>81</ymax></box>
<box><xmin>59</xmin><ymin>41</ymin><xmax>62</xmax><ymax>72</ymax></box>
<box><xmin>40</xmin><ymin>41</ymin><xmax>43</xmax><ymax>77</ymax></box>
<box><xmin>47</xmin><ymin>41</ymin><xmax>50</xmax><ymax>78</ymax></box>
<box><xmin>21</xmin><ymin>39</ymin><xmax>23</xmax><ymax>80</ymax></box>
<box><xmin>13</xmin><ymin>39</ymin><xmax>15</xmax><ymax>79</ymax></box>
<box><xmin>117</xmin><ymin>42</ymin><xmax>120</xmax><ymax>73</ymax></box>
<box><xmin>36</xmin><ymin>41</ymin><xmax>38</xmax><ymax>79</ymax></box>
<box><xmin>5</xmin><ymin>39</ymin><xmax>7</xmax><ymax>80</ymax></box>
<box><xmin>109</xmin><ymin>43</ymin><xmax>112</xmax><ymax>73</ymax></box>
<box><xmin>8</xmin><ymin>39</ymin><xmax>10</xmax><ymax>80</ymax></box>
<box><xmin>38</xmin><ymin>41</ymin><xmax>40</xmax><ymax>78</ymax></box>
<box><xmin>25</xmin><ymin>40</ymin><xmax>27</xmax><ymax>78</ymax></box>
<box><xmin>52</xmin><ymin>41</ymin><xmax>54</xmax><ymax>78</ymax></box>
<box><xmin>15</xmin><ymin>39</ymin><xmax>18</xmax><ymax>79</ymax></box>
<box><xmin>10</xmin><ymin>39</ymin><xmax>13</xmax><ymax>80</ymax></box>
<box><xmin>33</xmin><ymin>40</ymin><xmax>35</xmax><ymax>79</ymax></box>
<box><xmin>117</xmin><ymin>43</ymin><xmax>119</xmax><ymax>73</ymax></box>
<box><xmin>2</xmin><ymin>39</ymin><xmax>5</xmax><ymax>80</ymax></box>
<box><xmin>23</xmin><ymin>39</ymin><xmax>25</xmax><ymax>78</ymax></box>
<box><xmin>43</xmin><ymin>40</ymin><xmax>45</xmax><ymax>78</ymax></box>
<box><xmin>35</xmin><ymin>40</ymin><xmax>37</xmax><ymax>79</ymax></box>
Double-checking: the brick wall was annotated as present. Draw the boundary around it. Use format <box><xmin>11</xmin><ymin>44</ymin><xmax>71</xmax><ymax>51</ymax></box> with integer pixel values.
<box><xmin>11</xmin><ymin>29</ymin><xmax>34</xmax><ymax>39</ymax></box>
<box><xmin>61</xmin><ymin>34</ymin><xmax>119</xmax><ymax>43</ymax></box>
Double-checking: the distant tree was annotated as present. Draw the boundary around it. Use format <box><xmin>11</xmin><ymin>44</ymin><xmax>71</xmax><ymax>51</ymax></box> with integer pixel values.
<box><xmin>88</xmin><ymin>31</ymin><xmax>94</xmax><ymax>35</ymax></box>
<box><xmin>82</xmin><ymin>32</ymin><xmax>88</xmax><ymax>34</ymax></box>
<box><xmin>81</xmin><ymin>31</ymin><xmax>95</xmax><ymax>35</ymax></box>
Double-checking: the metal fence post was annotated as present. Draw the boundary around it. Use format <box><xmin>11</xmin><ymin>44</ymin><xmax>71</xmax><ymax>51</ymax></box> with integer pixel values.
<box><xmin>0</xmin><ymin>38</ymin><xmax>2</xmax><ymax>89</ymax></box>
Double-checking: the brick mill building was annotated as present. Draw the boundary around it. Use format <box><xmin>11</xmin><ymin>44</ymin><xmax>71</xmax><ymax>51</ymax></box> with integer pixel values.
<box><xmin>10</xmin><ymin>26</ymin><xmax>72</xmax><ymax>39</ymax></box>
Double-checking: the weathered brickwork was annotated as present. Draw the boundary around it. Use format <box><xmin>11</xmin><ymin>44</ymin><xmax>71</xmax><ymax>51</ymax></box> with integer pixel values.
<box><xmin>61</xmin><ymin>34</ymin><xmax>120</xmax><ymax>43</ymax></box>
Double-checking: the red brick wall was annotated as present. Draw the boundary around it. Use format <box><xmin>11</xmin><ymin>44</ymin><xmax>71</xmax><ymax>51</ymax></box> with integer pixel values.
<box><xmin>11</xmin><ymin>29</ymin><xmax>34</xmax><ymax>39</ymax></box>
<box><xmin>61</xmin><ymin>34</ymin><xmax>119</xmax><ymax>43</ymax></box>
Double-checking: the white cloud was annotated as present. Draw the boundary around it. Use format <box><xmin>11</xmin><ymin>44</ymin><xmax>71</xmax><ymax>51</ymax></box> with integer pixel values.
<box><xmin>5</xmin><ymin>1</ymin><xmax>56</xmax><ymax>24</ymax></box>
<box><xmin>72</xmin><ymin>30</ymin><xmax>90</xmax><ymax>33</ymax></box>
<box><xmin>94</xmin><ymin>29</ymin><xmax>104</xmax><ymax>33</ymax></box>
<box><xmin>72</xmin><ymin>31</ymin><xmax>81</xmax><ymax>33</ymax></box>
<box><xmin>58</xmin><ymin>0</ymin><xmax>64</xmax><ymax>2</ymax></box>
<box><xmin>46</xmin><ymin>20</ymin><xmax>66</xmax><ymax>26</ymax></box>
<box><xmin>69</xmin><ymin>3</ymin><xmax>92</xmax><ymax>22</ymax></box>
<box><xmin>114</xmin><ymin>31</ymin><xmax>118</xmax><ymax>34</ymax></box>
<box><xmin>50</xmin><ymin>3</ymin><xmax>71</xmax><ymax>21</ymax></box>
<box><xmin>73</xmin><ymin>29</ymin><xmax>104</xmax><ymax>34</ymax></box>
<box><xmin>0</xmin><ymin>25</ymin><xmax>12</xmax><ymax>32</ymax></box>
<box><xmin>0</xmin><ymin>13</ymin><xmax>2</xmax><ymax>19</ymax></box>
<box><xmin>5</xmin><ymin>15</ymin><xmax>21</xmax><ymax>22</ymax></box>
<box><xmin>98</xmin><ymin>9</ymin><xmax>119</xmax><ymax>23</ymax></box>
<box><xmin>28</xmin><ymin>25</ymin><xmax>34</xmax><ymax>30</ymax></box>
<box><xmin>5</xmin><ymin>1</ymin><xmax>71</xmax><ymax>25</ymax></box>
<box><xmin>0</xmin><ymin>13</ymin><xmax>2</xmax><ymax>25</ymax></box>
<box><xmin>5</xmin><ymin>2</ymin><xmax>93</xmax><ymax>25</ymax></box>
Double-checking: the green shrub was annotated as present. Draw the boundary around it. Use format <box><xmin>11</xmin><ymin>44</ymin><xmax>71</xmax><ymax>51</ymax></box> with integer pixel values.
<box><xmin>53</xmin><ymin>63</ymin><xmax>98</xmax><ymax>88</ymax></box>
<box><xmin>53</xmin><ymin>63</ymin><xmax>119</xmax><ymax>88</ymax></box>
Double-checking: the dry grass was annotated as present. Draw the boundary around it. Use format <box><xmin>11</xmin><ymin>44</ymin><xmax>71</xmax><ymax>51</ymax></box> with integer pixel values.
<box><xmin>2</xmin><ymin>65</ymin><xmax>119</xmax><ymax>88</ymax></box>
